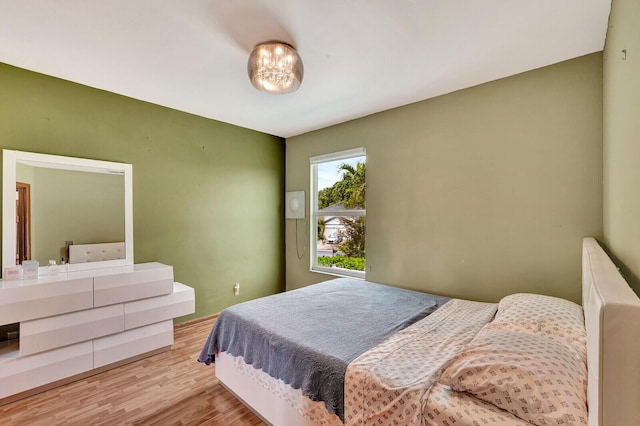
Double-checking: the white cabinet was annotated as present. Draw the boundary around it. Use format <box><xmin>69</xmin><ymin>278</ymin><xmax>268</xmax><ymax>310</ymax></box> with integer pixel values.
<box><xmin>0</xmin><ymin>263</ymin><xmax>195</xmax><ymax>401</ymax></box>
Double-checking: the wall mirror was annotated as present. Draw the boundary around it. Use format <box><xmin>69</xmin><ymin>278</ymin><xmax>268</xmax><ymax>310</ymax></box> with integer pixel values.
<box><xmin>2</xmin><ymin>150</ymin><xmax>133</xmax><ymax>277</ymax></box>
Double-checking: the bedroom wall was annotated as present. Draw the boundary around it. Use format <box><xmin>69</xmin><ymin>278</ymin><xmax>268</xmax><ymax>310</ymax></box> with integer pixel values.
<box><xmin>0</xmin><ymin>62</ymin><xmax>285</xmax><ymax>322</ymax></box>
<box><xmin>602</xmin><ymin>0</ymin><xmax>640</xmax><ymax>295</ymax></box>
<box><xmin>286</xmin><ymin>53</ymin><xmax>603</xmax><ymax>304</ymax></box>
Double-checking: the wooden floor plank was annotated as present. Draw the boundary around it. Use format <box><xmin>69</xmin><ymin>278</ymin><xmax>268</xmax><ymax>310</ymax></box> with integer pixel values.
<box><xmin>0</xmin><ymin>319</ymin><xmax>266</xmax><ymax>425</ymax></box>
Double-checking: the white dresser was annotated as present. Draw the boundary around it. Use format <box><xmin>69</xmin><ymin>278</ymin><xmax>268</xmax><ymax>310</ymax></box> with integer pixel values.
<box><xmin>0</xmin><ymin>262</ymin><xmax>195</xmax><ymax>401</ymax></box>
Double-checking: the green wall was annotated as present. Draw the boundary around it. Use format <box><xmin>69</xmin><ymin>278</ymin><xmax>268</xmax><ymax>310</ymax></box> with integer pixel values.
<box><xmin>286</xmin><ymin>54</ymin><xmax>603</xmax><ymax>304</ymax></box>
<box><xmin>0</xmin><ymin>62</ymin><xmax>285</xmax><ymax>322</ymax></box>
<box><xmin>603</xmin><ymin>0</ymin><xmax>640</xmax><ymax>294</ymax></box>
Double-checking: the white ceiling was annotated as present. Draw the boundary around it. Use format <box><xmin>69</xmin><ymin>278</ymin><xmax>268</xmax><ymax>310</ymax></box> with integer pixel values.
<box><xmin>0</xmin><ymin>1</ymin><xmax>611</xmax><ymax>138</ymax></box>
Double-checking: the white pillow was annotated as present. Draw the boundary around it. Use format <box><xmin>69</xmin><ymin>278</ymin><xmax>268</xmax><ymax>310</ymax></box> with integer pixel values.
<box><xmin>490</xmin><ymin>293</ymin><xmax>586</xmax><ymax>360</ymax></box>
<box><xmin>440</xmin><ymin>327</ymin><xmax>588</xmax><ymax>426</ymax></box>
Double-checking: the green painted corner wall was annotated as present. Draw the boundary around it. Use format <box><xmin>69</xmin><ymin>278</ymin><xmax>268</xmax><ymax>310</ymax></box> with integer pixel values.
<box><xmin>603</xmin><ymin>0</ymin><xmax>640</xmax><ymax>294</ymax></box>
<box><xmin>0</xmin><ymin>62</ymin><xmax>285</xmax><ymax>322</ymax></box>
<box><xmin>286</xmin><ymin>53</ymin><xmax>603</xmax><ymax>304</ymax></box>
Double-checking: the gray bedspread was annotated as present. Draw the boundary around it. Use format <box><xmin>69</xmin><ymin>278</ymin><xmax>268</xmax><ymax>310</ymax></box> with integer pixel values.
<box><xmin>197</xmin><ymin>278</ymin><xmax>450</xmax><ymax>421</ymax></box>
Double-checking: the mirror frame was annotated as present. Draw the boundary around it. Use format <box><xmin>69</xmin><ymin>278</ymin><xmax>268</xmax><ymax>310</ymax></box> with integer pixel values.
<box><xmin>2</xmin><ymin>149</ymin><xmax>133</xmax><ymax>277</ymax></box>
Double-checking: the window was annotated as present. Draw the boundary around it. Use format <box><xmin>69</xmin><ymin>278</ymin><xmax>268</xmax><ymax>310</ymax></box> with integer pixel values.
<box><xmin>310</xmin><ymin>148</ymin><xmax>366</xmax><ymax>278</ymax></box>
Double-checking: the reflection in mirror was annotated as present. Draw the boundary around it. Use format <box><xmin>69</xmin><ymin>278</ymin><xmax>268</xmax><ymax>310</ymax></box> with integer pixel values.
<box><xmin>16</xmin><ymin>164</ymin><xmax>125</xmax><ymax>266</ymax></box>
<box><xmin>3</xmin><ymin>150</ymin><xmax>133</xmax><ymax>277</ymax></box>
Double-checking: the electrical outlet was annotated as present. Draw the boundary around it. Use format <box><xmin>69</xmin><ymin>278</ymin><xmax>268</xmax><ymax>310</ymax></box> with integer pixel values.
<box><xmin>233</xmin><ymin>282</ymin><xmax>240</xmax><ymax>296</ymax></box>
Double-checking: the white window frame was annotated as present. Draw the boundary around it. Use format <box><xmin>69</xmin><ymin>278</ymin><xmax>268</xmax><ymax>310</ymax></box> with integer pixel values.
<box><xmin>310</xmin><ymin>147</ymin><xmax>366</xmax><ymax>279</ymax></box>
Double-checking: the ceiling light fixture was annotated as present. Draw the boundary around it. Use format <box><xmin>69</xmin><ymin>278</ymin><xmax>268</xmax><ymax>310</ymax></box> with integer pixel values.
<box><xmin>248</xmin><ymin>41</ymin><xmax>303</xmax><ymax>94</ymax></box>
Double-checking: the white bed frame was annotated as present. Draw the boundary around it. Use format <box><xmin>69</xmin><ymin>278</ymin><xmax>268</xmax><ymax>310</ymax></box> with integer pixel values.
<box><xmin>216</xmin><ymin>352</ymin><xmax>330</xmax><ymax>426</ymax></box>
<box><xmin>582</xmin><ymin>237</ymin><xmax>640</xmax><ymax>426</ymax></box>
<box><xmin>216</xmin><ymin>237</ymin><xmax>640</xmax><ymax>426</ymax></box>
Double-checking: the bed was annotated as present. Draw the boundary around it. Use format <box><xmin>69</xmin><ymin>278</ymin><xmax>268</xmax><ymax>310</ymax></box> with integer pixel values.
<box><xmin>198</xmin><ymin>237</ymin><xmax>640</xmax><ymax>425</ymax></box>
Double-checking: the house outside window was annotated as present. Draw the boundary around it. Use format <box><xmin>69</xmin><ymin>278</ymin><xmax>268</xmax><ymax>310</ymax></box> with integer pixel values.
<box><xmin>310</xmin><ymin>148</ymin><xmax>366</xmax><ymax>279</ymax></box>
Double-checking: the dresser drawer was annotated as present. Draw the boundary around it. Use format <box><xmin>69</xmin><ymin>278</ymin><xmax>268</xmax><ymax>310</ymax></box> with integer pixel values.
<box><xmin>20</xmin><ymin>304</ymin><xmax>124</xmax><ymax>356</ymax></box>
<box><xmin>0</xmin><ymin>277</ymin><xmax>93</xmax><ymax>324</ymax></box>
<box><xmin>124</xmin><ymin>282</ymin><xmax>195</xmax><ymax>329</ymax></box>
<box><xmin>0</xmin><ymin>341</ymin><xmax>92</xmax><ymax>399</ymax></box>
<box><xmin>93</xmin><ymin>262</ymin><xmax>173</xmax><ymax>307</ymax></box>
<box><xmin>93</xmin><ymin>320</ymin><xmax>173</xmax><ymax>368</ymax></box>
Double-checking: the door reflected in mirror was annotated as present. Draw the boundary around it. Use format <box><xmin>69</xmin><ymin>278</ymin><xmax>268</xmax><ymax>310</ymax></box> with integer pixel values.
<box><xmin>16</xmin><ymin>182</ymin><xmax>31</xmax><ymax>264</ymax></box>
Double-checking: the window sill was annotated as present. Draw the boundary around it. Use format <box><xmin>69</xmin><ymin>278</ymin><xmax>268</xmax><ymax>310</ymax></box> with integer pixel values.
<box><xmin>310</xmin><ymin>266</ymin><xmax>365</xmax><ymax>280</ymax></box>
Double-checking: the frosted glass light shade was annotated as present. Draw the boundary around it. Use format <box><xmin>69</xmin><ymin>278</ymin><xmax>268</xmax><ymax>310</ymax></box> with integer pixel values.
<box><xmin>248</xmin><ymin>41</ymin><xmax>303</xmax><ymax>94</ymax></box>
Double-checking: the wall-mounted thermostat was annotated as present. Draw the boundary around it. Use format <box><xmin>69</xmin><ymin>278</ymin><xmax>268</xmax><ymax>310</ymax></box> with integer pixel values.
<box><xmin>285</xmin><ymin>191</ymin><xmax>305</xmax><ymax>219</ymax></box>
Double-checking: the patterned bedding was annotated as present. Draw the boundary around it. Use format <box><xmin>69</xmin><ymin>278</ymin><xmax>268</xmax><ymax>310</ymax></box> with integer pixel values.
<box><xmin>205</xmin><ymin>285</ymin><xmax>589</xmax><ymax>426</ymax></box>
<box><xmin>344</xmin><ymin>299</ymin><xmax>497</xmax><ymax>426</ymax></box>
<box><xmin>424</xmin><ymin>383</ymin><xmax>528</xmax><ymax>425</ymax></box>
<box><xmin>439</xmin><ymin>294</ymin><xmax>589</xmax><ymax>425</ymax></box>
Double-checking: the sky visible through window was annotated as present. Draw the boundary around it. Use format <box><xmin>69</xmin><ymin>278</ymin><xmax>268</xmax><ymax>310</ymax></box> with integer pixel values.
<box><xmin>314</xmin><ymin>154</ymin><xmax>366</xmax><ymax>276</ymax></box>
<box><xmin>317</xmin><ymin>156</ymin><xmax>366</xmax><ymax>190</ymax></box>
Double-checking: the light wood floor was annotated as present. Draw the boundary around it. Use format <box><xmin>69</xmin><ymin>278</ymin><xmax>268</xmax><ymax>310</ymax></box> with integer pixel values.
<box><xmin>0</xmin><ymin>319</ymin><xmax>266</xmax><ymax>426</ymax></box>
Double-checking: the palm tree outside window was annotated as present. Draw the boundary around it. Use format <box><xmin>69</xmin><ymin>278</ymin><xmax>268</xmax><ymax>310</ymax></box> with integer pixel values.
<box><xmin>310</xmin><ymin>148</ymin><xmax>366</xmax><ymax>278</ymax></box>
